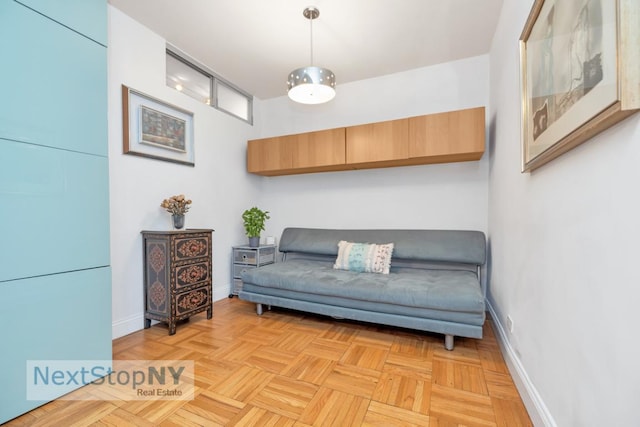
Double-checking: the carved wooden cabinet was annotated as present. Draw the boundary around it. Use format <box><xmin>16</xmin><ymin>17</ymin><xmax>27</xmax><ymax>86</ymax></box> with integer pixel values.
<box><xmin>141</xmin><ymin>229</ymin><xmax>214</xmax><ymax>335</ymax></box>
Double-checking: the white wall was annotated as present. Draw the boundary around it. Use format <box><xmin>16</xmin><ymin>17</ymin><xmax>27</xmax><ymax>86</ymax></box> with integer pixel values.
<box><xmin>488</xmin><ymin>1</ymin><xmax>640</xmax><ymax>425</ymax></box>
<box><xmin>255</xmin><ymin>56</ymin><xmax>490</xmax><ymax>243</ymax></box>
<box><xmin>106</xmin><ymin>11</ymin><xmax>490</xmax><ymax>341</ymax></box>
<box><xmin>108</xmin><ymin>6</ymin><xmax>260</xmax><ymax>338</ymax></box>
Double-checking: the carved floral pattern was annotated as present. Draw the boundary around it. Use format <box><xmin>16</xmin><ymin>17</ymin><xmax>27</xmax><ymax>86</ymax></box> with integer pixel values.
<box><xmin>176</xmin><ymin>264</ymin><xmax>208</xmax><ymax>286</ymax></box>
<box><xmin>149</xmin><ymin>280</ymin><xmax>166</xmax><ymax>309</ymax></box>
<box><xmin>177</xmin><ymin>290</ymin><xmax>207</xmax><ymax>312</ymax></box>
<box><xmin>176</xmin><ymin>238</ymin><xmax>207</xmax><ymax>258</ymax></box>
<box><xmin>149</xmin><ymin>244</ymin><xmax>166</xmax><ymax>273</ymax></box>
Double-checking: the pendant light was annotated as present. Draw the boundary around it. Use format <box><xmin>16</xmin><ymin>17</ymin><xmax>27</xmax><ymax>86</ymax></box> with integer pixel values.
<box><xmin>287</xmin><ymin>7</ymin><xmax>336</xmax><ymax>104</ymax></box>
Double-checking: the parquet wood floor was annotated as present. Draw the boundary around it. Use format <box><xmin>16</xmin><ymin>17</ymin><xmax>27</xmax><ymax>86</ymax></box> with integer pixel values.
<box><xmin>6</xmin><ymin>298</ymin><xmax>532</xmax><ymax>426</ymax></box>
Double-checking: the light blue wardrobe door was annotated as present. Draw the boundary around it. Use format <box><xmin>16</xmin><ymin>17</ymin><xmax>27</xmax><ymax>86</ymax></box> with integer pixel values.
<box><xmin>0</xmin><ymin>1</ymin><xmax>107</xmax><ymax>156</ymax></box>
<box><xmin>0</xmin><ymin>140</ymin><xmax>110</xmax><ymax>282</ymax></box>
<box><xmin>15</xmin><ymin>0</ymin><xmax>107</xmax><ymax>45</ymax></box>
<box><xmin>0</xmin><ymin>267</ymin><xmax>112</xmax><ymax>424</ymax></box>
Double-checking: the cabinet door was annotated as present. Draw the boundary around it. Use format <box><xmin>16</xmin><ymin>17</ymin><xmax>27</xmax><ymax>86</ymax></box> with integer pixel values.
<box><xmin>0</xmin><ymin>1</ymin><xmax>107</xmax><ymax>156</ymax></box>
<box><xmin>16</xmin><ymin>0</ymin><xmax>107</xmax><ymax>45</ymax></box>
<box><xmin>247</xmin><ymin>136</ymin><xmax>293</xmax><ymax>174</ymax></box>
<box><xmin>0</xmin><ymin>140</ymin><xmax>110</xmax><ymax>282</ymax></box>
<box><xmin>409</xmin><ymin>107</ymin><xmax>485</xmax><ymax>162</ymax></box>
<box><xmin>291</xmin><ymin>128</ymin><xmax>345</xmax><ymax>169</ymax></box>
<box><xmin>346</xmin><ymin>118</ymin><xmax>409</xmax><ymax>165</ymax></box>
<box><xmin>247</xmin><ymin>128</ymin><xmax>345</xmax><ymax>175</ymax></box>
<box><xmin>0</xmin><ymin>268</ymin><xmax>112</xmax><ymax>424</ymax></box>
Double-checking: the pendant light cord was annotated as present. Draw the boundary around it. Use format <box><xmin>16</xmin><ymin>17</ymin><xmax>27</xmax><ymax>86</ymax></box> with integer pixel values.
<box><xmin>309</xmin><ymin>14</ymin><xmax>314</xmax><ymax>66</ymax></box>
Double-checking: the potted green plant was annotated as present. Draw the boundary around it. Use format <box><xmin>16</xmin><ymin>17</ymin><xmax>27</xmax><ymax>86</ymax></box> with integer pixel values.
<box><xmin>242</xmin><ymin>207</ymin><xmax>270</xmax><ymax>247</ymax></box>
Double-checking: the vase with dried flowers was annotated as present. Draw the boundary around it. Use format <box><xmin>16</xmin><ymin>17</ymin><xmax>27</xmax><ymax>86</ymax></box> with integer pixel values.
<box><xmin>161</xmin><ymin>194</ymin><xmax>192</xmax><ymax>230</ymax></box>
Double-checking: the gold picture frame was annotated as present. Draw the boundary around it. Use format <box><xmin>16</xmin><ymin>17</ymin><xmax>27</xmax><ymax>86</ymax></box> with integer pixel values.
<box><xmin>520</xmin><ymin>0</ymin><xmax>639</xmax><ymax>172</ymax></box>
<box><xmin>122</xmin><ymin>85</ymin><xmax>195</xmax><ymax>166</ymax></box>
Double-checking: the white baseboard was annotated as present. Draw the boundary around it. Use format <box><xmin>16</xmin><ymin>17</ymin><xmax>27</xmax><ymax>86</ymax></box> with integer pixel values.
<box><xmin>112</xmin><ymin>313</ymin><xmax>145</xmax><ymax>340</ymax></box>
<box><xmin>112</xmin><ymin>285</ymin><xmax>232</xmax><ymax>339</ymax></box>
<box><xmin>486</xmin><ymin>300</ymin><xmax>556</xmax><ymax>427</ymax></box>
<box><xmin>213</xmin><ymin>284</ymin><xmax>232</xmax><ymax>302</ymax></box>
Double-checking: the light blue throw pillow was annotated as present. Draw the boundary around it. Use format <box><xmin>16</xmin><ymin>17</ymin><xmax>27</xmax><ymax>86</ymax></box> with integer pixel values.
<box><xmin>334</xmin><ymin>240</ymin><xmax>394</xmax><ymax>274</ymax></box>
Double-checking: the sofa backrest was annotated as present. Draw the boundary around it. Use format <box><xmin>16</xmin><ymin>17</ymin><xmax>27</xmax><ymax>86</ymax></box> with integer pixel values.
<box><xmin>279</xmin><ymin>228</ymin><xmax>486</xmax><ymax>266</ymax></box>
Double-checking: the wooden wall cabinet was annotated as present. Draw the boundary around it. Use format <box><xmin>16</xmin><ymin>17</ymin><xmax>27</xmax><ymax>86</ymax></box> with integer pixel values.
<box><xmin>292</xmin><ymin>128</ymin><xmax>345</xmax><ymax>172</ymax></box>
<box><xmin>248</xmin><ymin>128</ymin><xmax>345</xmax><ymax>176</ymax></box>
<box><xmin>247</xmin><ymin>107</ymin><xmax>485</xmax><ymax>176</ymax></box>
<box><xmin>247</xmin><ymin>135</ymin><xmax>292</xmax><ymax>173</ymax></box>
<box><xmin>409</xmin><ymin>107</ymin><xmax>485</xmax><ymax>164</ymax></box>
<box><xmin>345</xmin><ymin>118</ymin><xmax>409</xmax><ymax>167</ymax></box>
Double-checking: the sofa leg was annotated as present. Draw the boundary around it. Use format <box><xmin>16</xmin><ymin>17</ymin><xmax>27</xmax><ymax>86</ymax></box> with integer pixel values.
<box><xmin>256</xmin><ymin>303</ymin><xmax>263</xmax><ymax>315</ymax></box>
<box><xmin>444</xmin><ymin>334</ymin><xmax>454</xmax><ymax>351</ymax></box>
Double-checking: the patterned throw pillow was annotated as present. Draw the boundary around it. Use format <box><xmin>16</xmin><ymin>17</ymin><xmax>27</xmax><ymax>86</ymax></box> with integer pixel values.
<box><xmin>333</xmin><ymin>241</ymin><xmax>394</xmax><ymax>275</ymax></box>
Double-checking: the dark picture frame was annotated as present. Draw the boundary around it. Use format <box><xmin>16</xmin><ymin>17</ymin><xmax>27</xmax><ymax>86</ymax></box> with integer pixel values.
<box><xmin>122</xmin><ymin>85</ymin><xmax>195</xmax><ymax>166</ymax></box>
<box><xmin>519</xmin><ymin>0</ymin><xmax>639</xmax><ymax>172</ymax></box>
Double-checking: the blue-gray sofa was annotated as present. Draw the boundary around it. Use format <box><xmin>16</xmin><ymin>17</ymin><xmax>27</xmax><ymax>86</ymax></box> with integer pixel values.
<box><xmin>239</xmin><ymin>228</ymin><xmax>486</xmax><ymax>350</ymax></box>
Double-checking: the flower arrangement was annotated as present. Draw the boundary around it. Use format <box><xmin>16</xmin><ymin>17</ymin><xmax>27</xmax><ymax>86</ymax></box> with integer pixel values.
<box><xmin>160</xmin><ymin>194</ymin><xmax>192</xmax><ymax>216</ymax></box>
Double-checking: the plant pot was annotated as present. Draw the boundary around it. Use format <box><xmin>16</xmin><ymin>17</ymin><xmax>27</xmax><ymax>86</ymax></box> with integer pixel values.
<box><xmin>172</xmin><ymin>214</ymin><xmax>185</xmax><ymax>230</ymax></box>
<box><xmin>248</xmin><ymin>236</ymin><xmax>260</xmax><ymax>247</ymax></box>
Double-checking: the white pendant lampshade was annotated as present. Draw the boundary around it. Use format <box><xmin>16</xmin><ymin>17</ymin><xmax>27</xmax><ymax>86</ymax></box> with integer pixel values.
<box><xmin>287</xmin><ymin>66</ymin><xmax>336</xmax><ymax>104</ymax></box>
<box><xmin>287</xmin><ymin>7</ymin><xmax>336</xmax><ymax>104</ymax></box>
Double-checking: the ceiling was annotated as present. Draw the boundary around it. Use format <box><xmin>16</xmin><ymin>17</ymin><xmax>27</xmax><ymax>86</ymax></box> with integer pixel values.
<box><xmin>108</xmin><ymin>0</ymin><xmax>504</xmax><ymax>100</ymax></box>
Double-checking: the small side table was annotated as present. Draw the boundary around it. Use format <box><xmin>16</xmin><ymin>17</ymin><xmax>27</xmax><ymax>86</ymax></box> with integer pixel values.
<box><xmin>230</xmin><ymin>244</ymin><xmax>276</xmax><ymax>298</ymax></box>
<box><xmin>141</xmin><ymin>229</ymin><xmax>214</xmax><ymax>335</ymax></box>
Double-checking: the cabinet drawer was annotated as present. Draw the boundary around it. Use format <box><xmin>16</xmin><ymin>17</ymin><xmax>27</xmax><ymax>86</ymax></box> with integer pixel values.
<box><xmin>174</xmin><ymin>235</ymin><xmax>210</xmax><ymax>261</ymax></box>
<box><xmin>233</xmin><ymin>247</ymin><xmax>275</xmax><ymax>265</ymax></box>
<box><xmin>0</xmin><ymin>141</ymin><xmax>110</xmax><ymax>281</ymax></box>
<box><xmin>233</xmin><ymin>263</ymin><xmax>255</xmax><ymax>279</ymax></box>
<box><xmin>175</xmin><ymin>262</ymin><xmax>210</xmax><ymax>289</ymax></box>
<box><xmin>175</xmin><ymin>286</ymin><xmax>210</xmax><ymax>316</ymax></box>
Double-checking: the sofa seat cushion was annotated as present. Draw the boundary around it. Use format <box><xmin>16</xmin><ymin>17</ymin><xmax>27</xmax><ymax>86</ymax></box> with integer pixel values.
<box><xmin>241</xmin><ymin>259</ymin><xmax>485</xmax><ymax>325</ymax></box>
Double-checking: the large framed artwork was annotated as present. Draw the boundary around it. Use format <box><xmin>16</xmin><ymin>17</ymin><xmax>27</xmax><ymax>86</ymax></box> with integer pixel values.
<box><xmin>122</xmin><ymin>85</ymin><xmax>195</xmax><ymax>166</ymax></box>
<box><xmin>520</xmin><ymin>0</ymin><xmax>639</xmax><ymax>172</ymax></box>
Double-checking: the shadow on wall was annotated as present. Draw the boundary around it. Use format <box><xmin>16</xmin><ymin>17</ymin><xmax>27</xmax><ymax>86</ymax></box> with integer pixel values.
<box><xmin>487</xmin><ymin>112</ymin><xmax>498</xmax><ymax>170</ymax></box>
